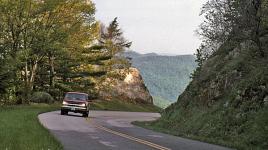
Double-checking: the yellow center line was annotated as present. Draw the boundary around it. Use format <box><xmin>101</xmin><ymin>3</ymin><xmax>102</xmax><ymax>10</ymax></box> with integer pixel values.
<box><xmin>86</xmin><ymin>118</ymin><xmax>171</xmax><ymax>150</ymax></box>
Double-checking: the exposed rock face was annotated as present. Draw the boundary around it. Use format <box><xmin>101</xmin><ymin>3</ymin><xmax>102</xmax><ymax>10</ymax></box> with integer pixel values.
<box><xmin>99</xmin><ymin>68</ymin><xmax>153</xmax><ymax>104</ymax></box>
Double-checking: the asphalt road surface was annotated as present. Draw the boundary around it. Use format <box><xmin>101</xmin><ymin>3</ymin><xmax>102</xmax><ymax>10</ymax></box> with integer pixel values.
<box><xmin>38</xmin><ymin>111</ymin><xmax>231</xmax><ymax>150</ymax></box>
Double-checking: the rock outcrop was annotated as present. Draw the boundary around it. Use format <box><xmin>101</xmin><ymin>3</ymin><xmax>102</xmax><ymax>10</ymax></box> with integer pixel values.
<box><xmin>98</xmin><ymin>68</ymin><xmax>153</xmax><ymax>104</ymax></box>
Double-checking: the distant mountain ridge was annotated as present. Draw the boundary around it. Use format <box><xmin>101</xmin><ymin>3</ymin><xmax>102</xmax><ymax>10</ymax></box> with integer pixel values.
<box><xmin>124</xmin><ymin>51</ymin><xmax>197</xmax><ymax>108</ymax></box>
<box><xmin>125</xmin><ymin>51</ymin><xmax>158</xmax><ymax>58</ymax></box>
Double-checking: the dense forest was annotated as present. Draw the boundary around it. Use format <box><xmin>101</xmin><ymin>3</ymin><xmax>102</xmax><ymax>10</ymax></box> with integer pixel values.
<box><xmin>125</xmin><ymin>51</ymin><xmax>196</xmax><ymax>108</ymax></box>
<box><xmin>0</xmin><ymin>0</ymin><xmax>131</xmax><ymax>105</ymax></box>
<box><xmin>144</xmin><ymin>0</ymin><xmax>268</xmax><ymax>149</ymax></box>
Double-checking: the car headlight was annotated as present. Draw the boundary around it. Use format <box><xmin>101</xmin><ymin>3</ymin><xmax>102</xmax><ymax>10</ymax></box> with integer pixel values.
<box><xmin>62</xmin><ymin>101</ymin><xmax>68</xmax><ymax>105</ymax></box>
<box><xmin>79</xmin><ymin>103</ymin><xmax>86</xmax><ymax>107</ymax></box>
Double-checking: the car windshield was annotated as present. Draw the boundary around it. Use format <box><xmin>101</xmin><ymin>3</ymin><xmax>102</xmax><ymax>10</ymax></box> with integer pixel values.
<box><xmin>65</xmin><ymin>93</ymin><xmax>87</xmax><ymax>101</ymax></box>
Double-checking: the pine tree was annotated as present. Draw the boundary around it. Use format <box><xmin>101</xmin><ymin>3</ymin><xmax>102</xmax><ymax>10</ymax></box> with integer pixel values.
<box><xmin>99</xmin><ymin>18</ymin><xmax>132</xmax><ymax>71</ymax></box>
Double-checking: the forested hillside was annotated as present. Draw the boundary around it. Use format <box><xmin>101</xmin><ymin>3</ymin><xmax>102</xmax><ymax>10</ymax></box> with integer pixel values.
<box><xmin>142</xmin><ymin>0</ymin><xmax>268</xmax><ymax>149</ymax></box>
<box><xmin>125</xmin><ymin>51</ymin><xmax>196</xmax><ymax>108</ymax></box>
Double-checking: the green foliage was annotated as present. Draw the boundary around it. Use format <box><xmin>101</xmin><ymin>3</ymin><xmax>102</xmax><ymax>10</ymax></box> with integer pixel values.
<box><xmin>54</xmin><ymin>82</ymin><xmax>73</xmax><ymax>92</ymax></box>
<box><xmin>0</xmin><ymin>59</ymin><xmax>13</xmax><ymax>95</ymax></box>
<box><xmin>100</xmin><ymin>18</ymin><xmax>132</xmax><ymax>55</ymax></box>
<box><xmin>0</xmin><ymin>1</ymin><xmax>131</xmax><ymax>104</ymax></box>
<box><xmin>30</xmin><ymin>92</ymin><xmax>54</xmax><ymax>104</ymax></box>
<box><xmin>99</xmin><ymin>17</ymin><xmax>132</xmax><ymax>71</ymax></box>
<box><xmin>0</xmin><ymin>105</ymin><xmax>62</xmax><ymax>150</ymax></box>
<box><xmin>197</xmin><ymin>0</ymin><xmax>268</xmax><ymax>59</ymax></box>
<box><xmin>0</xmin><ymin>0</ymin><xmax>98</xmax><ymax>103</ymax></box>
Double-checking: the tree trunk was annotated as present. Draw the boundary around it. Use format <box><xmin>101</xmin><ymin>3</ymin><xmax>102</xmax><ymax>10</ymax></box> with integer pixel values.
<box><xmin>29</xmin><ymin>60</ymin><xmax>38</xmax><ymax>91</ymax></box>
<box><xmin>49</xmin><ymin>56</ymin><xmax>55</xmax><ymax>88</ymax></box>
<box><xmin>22</xmin><ymin>61</ymin><xmax>32</xmax><ymax>104</ymax></box>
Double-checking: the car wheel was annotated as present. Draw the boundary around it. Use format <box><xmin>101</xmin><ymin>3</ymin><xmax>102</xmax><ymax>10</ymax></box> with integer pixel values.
<box><xmin>83</xmin><ymin>112</ymin><xmax>89</xmax><ymax>117</ymax></box>
<box><xmin>61</xmin><ymin>110</ymin><xmax>68</xmax><ymax>115</ymax></box>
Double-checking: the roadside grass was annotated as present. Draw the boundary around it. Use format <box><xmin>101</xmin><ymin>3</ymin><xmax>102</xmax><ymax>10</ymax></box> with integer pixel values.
<box><xmin>90</xmin><ymin>100</ymin><xmax>162</xmax><ymax>112</ymax></box>
<box><xmin>0</xmin><ymin>104</ymin><xmax>63</xmax><ymax>150</ymax></box>
<box><xmin>132</xmin><ymin>120</ymin><xmax>235</xmax><ymax>149</ymax></box>
<box><xmin>133</xmin><ymin>105</ymin><xmax>268</xmax><ymax>150</ymax></box>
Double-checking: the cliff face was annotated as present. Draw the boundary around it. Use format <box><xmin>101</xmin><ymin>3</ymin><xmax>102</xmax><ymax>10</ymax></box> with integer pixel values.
<box><xmin>99</xmin><ymin>68</ymin><xmax>153</xmax><ymax>104</ymax></box>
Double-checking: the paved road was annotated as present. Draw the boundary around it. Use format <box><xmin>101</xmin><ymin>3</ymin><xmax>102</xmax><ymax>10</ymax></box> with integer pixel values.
<box><xmin>38</xmin><ymin>111</ymin><xmax>231</xmax><ymax>150</ymax></box>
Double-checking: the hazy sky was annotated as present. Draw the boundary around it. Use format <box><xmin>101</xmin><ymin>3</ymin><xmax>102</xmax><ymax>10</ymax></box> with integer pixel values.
<box><xmin>92</xmin><ymin>0</ymin><xmax>207</xmax><ymax>55</ymax></box>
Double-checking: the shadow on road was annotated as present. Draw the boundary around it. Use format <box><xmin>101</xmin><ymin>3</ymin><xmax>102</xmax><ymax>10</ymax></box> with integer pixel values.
<box><xmin>60</xmin><ymin>113</ymin><xmax>84</xmax><ymax>118</ymax></box>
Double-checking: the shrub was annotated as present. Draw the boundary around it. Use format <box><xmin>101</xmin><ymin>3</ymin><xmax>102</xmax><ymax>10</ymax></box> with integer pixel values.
<box><xmin>30</xmin><ymin>92</ymin><xmax>54</xmax><ymax>104</ymax></box>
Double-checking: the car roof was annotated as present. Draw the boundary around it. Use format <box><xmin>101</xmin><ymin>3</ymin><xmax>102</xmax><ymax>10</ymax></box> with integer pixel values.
<box><xmin>66</xmin><ymin>92</ymin><xmax>88</xmax><ymax>95</ymax></box>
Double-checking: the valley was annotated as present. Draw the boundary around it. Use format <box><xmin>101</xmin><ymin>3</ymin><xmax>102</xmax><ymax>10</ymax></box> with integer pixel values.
<box><xmin>125</xmin><ymin>51</ymin><xmax>197</xmax><ymax>108</ymax></box>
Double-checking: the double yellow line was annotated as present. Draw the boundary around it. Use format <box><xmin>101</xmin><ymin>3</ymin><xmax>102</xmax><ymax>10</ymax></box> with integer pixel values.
<box><xmin>86</xmin><ymin>118</ymin><xmax>171</xmax><ymax>150</ymax></box>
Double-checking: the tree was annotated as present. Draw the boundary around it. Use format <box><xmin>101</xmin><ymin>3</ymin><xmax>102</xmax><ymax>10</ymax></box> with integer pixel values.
<box><xmin>197</xmin><ymin>0</ymin><xmax>268</xmax><ymax>60</ymax></box>
<box><xmin>198</xmin><ymin>0</ymin><xmax>238</xmax><ymax>53</ymax></box>
<box><xmin>0</xmin><ymin>58</ymin><xmax>13</xmax><ymax>97</ymax></box>
<box><xmin>99</xmin><ymin>18</ymin><xmax>132</xmax><ymax>71</ymax></box>
<box><xmin>195</xmin><ymin>44</ymin><xmax>209</xmax><ymax>68</ymax></box>
<box><xmin>0</xmin><ymin>1</ymin><xmax>133</xmax><ymax>104</ymax></box>
<box><xmin>0</xmin><ymin>0</ymin><xmax>98</xmax><ymax>103</ymax></box>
